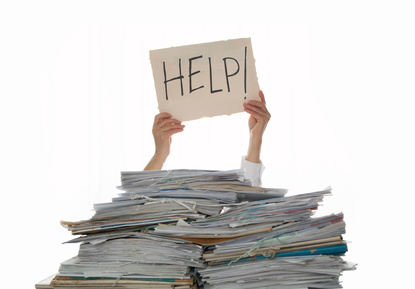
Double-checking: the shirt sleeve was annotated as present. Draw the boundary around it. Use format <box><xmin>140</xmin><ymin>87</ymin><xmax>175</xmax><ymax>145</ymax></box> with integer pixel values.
<box><xmin>240</xmin><ymin>157</ymin><xmax>265</xmax><ymax>187</ymax></box>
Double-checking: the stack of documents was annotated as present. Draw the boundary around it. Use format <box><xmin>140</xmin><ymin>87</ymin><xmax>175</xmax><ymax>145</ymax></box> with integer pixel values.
<box><xmin>43</xmin><ymin>169</ymin><xmax>285</xmax><ymax>288</ymax></box>
<box><xmin>61</xmin><ymin>169</ymin><xmax>286</xmax><ymax>236</ymax></box>
<box><xmin>198</xmin><ymin>255</ymin><xmax>354</xmax><ymax>289</ymax></box>
<box><xmin>52</xmin><ymin>232</ymin><xmax>202</xmax><ymax>288</ymax></box>
<box><xmin>36</xmin><ymin>169</ymin><xmax>354</xmax><ymax>288</ymax></box>
<box><xmin>190</xmin><ymin>189</ymin><xmax>356</xmax><ymax>288</ymax></box>
<box><xmin>197</xmin><ymin>211</ymin><xmax>355</xmax><ymax>288</ymax></box>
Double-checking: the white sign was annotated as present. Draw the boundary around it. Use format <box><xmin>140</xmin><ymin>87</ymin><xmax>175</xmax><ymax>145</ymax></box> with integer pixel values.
<box><xmin>150</xmin><ymin>38</ymin><xmax>260</xmax><ymax>121</ymax></box>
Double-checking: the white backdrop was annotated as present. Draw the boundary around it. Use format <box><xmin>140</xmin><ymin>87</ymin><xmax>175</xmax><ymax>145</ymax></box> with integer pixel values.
<box><xmin>1</xmin><ymin>1</ymin><xmax>414</xmax><ymax>288</ymax></box>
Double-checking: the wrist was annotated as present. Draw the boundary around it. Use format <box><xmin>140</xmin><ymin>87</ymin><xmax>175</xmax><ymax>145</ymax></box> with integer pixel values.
<box><xmin>246</xmin><ymin>138</ymin><xmax>262</xmax><ymax>163</ymax></box>
<box><xmin>144</xmin><ymin>152</ymin><xmax>168</xmax><ymax>171</ymax></box>
<box><xmin>249</xmin><ymin>134</ymin><xmax>263</xmax><ymax>147</ymax></box>
<box><xmin>153</xmin><ymin>151</ymin><xmax>169</xmax><ymax>164</ymax></box>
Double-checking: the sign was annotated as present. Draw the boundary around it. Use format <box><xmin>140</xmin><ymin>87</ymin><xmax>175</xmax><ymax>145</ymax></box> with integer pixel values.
<box><xmin>150</xmin><ymin>38</ymin><xmax>260</xmax><ymax>121</ymax></box>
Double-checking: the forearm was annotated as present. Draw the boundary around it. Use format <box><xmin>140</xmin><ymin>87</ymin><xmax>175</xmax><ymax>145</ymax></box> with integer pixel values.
<box><xmin>245</xmin><ymin>136</ymin><xmax>262</xmax><ymax>163</ymax></box>
<box><xmin>144</xmin><ymin>153</ymin><xmax>168</xmax><ymax>171</ymax></box>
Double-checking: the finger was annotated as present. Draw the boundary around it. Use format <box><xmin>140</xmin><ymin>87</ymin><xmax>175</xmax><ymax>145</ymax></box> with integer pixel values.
<box><xmin>246</xmin><ymin>90</ymin><xmax>267</xmax><ymax>112</ymax></box>
<box><xmin>244</xmin><ymin>110</ymin><xmax>267</xmax><ymax>125</ymax></box>
<box><xmin>160</xmin><ymin>123</ymin><xmax>185</xmax><ymax>132</ymax></box>
<box><xmin>156</xmin><ymin>117</ymin><xmax>182</xmax><ymax>129</ymax></box>
<box><xmin>164</xmin><ymin>127</ymin><xmax>185</xmax><ymax>137</ymax></box>
<box><xmin>246</xmin><ymin>98</ymin><xmax>267</xmax><ymax>110</ymax></box>
<box><xmin>244</xmin><ymin>106</ymin><xmax>270</xmax><ymax>122</ymax></box>
<box><xmin>154</xmin><ymin>113</ymin><xmax>183</xmax><ymax>127</ymax></box>
<box><xmin>154</xmin><ymin>112</ymin><xmax>172</xmax><ymax>123</ymax></box>
<box><xmin>259</xmin><ymin>90</ymin><xmax>266</xmax><ymax>104</ymax></box>
<box><xmin>243</xmin><ymin>102</ymin><xmax>269</xmax><ymax>116</ymax></box>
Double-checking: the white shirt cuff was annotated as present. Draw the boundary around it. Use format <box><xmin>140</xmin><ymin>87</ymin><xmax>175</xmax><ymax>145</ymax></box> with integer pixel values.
<box><xmin>241</xmin><ymin>157</ymin><xmax>265</xmax><ymax>187</ymax></box>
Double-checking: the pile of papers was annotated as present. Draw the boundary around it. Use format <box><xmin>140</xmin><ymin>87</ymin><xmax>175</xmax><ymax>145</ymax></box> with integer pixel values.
<box><xmin>36</xmin><ymin>169</ymin><xmax>355</xmax><ymax>288</ymax></box>
<box><xmin>198</xmin><ymin>255</ymin><xmax>352</xmax><ymax>289</ymax></box>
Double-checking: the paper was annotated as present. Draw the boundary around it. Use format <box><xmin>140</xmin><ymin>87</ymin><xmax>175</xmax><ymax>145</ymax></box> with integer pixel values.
<box><xmin>45</xmin><ymin>169</ymin><xmax>355</xmax><ymax>289</ymax></box>
<box><xmin>150</xmin><ymin>38</ymin><xmax>260</xmax><ymax>121</ymax></box>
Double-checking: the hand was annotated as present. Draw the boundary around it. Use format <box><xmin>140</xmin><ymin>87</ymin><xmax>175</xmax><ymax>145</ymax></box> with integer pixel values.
<box><xmin>243</xmin><ymin>90</ymin><xmax>271</xmax><ymax>142</ymax></box>
<box><xmin>144</xmin><ymin>112</ymin><xmax>185</xmax><ymax>170</ymax></box>
<box><xmin>243</xmin><ymin>90</ymin><xmax>271</xmax><ymax>163</ymax></box>
<box><xmin>152</xmin><ymin>112</ymin><xmax>185</xmax><ymax>158</ymax></box>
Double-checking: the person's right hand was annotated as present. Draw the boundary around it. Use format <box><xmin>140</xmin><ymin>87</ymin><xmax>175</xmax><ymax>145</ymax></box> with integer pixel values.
<box><xmin>145</xmin><ymin>112</ymin><xmax>184</xmax><ymax>170</ymax></box>
<box><xmin>243</xmin><ymin>90</ymin><xmax>271</xmax><ymax>163</ymax></box>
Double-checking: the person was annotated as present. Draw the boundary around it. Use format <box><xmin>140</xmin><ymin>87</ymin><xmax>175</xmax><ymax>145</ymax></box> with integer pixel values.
<box><xmin>144</xmin><ymin>90</ymin><xmax>271</xmax><ymax>187</ymax></box>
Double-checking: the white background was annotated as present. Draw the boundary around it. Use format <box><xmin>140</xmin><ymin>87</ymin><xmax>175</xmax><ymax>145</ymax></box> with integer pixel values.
<box><xmin>1</xmin><ymin>1</ymin><xmax>414</xmax><ymax>288</ymax></box>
